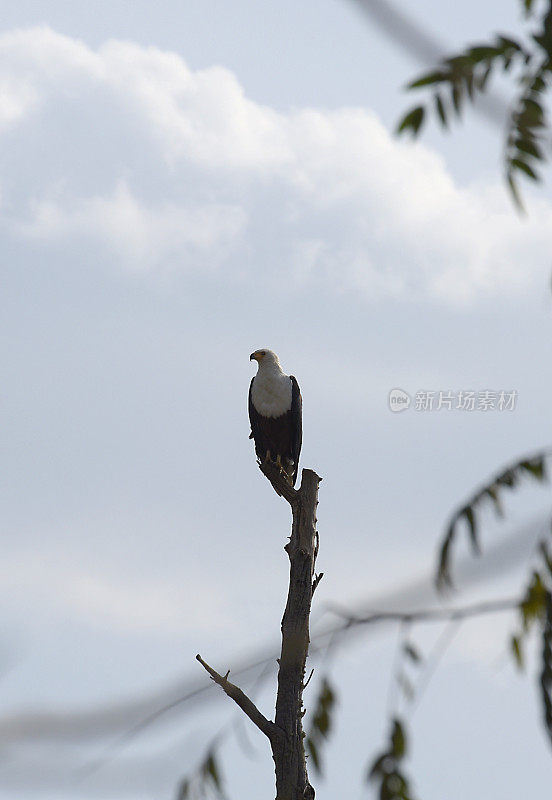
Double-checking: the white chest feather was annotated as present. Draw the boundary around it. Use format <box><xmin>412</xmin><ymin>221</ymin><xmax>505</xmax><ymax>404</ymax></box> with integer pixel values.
<box><xmin>251</xmin><ymin>369</ymin><xmax>292</xmax><ymax>418</ymax></box>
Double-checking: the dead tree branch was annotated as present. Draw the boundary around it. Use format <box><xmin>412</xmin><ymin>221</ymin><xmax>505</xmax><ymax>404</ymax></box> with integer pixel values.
<box><xmin>197</xmin><ymin>465</ymin><xmax>321</xmax><ymax>800</ymax></box>
<box><xmin>259</xmin><ymin>461</ymin><xmax>299</xmax><ymax>504</ymax></box>
<box><xmin>195</xmin><ymin>655</ymin><xmax>279</xmax><ymax>743</ymax></box>
<box><xmin>325</xmin><ymin>596</ymin><xmax>519</xmax><ymax>628</ymax></box>
<box><xmin>272</xmin><ymin>467</ymin><xmax>321</xmax><ymax>800</ymax></box>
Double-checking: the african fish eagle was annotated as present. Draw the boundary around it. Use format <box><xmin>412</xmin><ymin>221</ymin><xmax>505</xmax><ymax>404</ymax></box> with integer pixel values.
<box><xmin>249</xmin><ymin>349</ymin><xmax>302</xmax><ymax>486</ymax></box>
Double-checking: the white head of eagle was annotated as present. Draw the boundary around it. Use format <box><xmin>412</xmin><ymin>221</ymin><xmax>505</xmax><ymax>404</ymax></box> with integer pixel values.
<box><xmin>248</xmin><ymin>349</ymin><xmax>302</xmax><ymax>486</ymax></box>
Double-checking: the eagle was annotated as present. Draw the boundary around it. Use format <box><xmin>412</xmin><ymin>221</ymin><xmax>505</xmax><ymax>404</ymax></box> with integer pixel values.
<box><xmin>249</xmin><ymin>349</ymin><xmax>302</xmax><ymax>486</ymax></box>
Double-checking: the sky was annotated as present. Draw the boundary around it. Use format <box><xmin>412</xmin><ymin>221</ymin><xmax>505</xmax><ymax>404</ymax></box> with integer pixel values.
<box><xmin>1</xmin><ymin>0</ymin><xmax>552</xmax><ymax>798</ymax></box>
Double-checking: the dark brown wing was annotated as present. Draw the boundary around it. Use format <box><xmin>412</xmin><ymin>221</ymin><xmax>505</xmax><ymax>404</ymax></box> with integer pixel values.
<box><xmin>248</xmin><ymin>377</ymin><xmax>265</xmax><ymax>459</ymax></box>
<box><xmin>289</xmin><ymin>376</ymin><xmax>302</xmax><ymax>485</ymax></box>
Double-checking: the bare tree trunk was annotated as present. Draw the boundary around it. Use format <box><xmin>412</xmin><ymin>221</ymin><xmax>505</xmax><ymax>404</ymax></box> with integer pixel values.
<box><xmin>197</xmin><ymin>464</ymin><xmax>322</xmax><ymax>800</ymax></box>
<box><xmin>272</xmin><ymin>468</ymin><xmax>320</xmax><ymax>800</ymax></box>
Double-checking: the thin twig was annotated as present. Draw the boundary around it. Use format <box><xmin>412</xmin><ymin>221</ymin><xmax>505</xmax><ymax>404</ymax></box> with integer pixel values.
<box><xmin>304</xmin><ymin>669</ymin><xmax>315</xmax><ymax>690</ymax></box>
<box><xmin>409</xmin><ymin>618</ymin><xmax>461</xmax><ymax>715</ymax></box>
<box><xmin>386</xmin><ymin>620</ymin><xmax>411</xmax><ymax>720</ymax></box>
<box><xmin>326</xmin><ymin>596</ymin><xmax>519</xmax><ymax>627</ymax></box>
<box><xmin>312</xmin><ymin>572</ymin><xmax>324</xmax><ymax>595</ymax></box>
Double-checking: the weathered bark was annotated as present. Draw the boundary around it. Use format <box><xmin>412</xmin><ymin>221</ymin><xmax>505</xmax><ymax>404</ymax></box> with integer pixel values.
<box><xmin>197</xmin><ymin>463</ymin><xmax>321</xmax><ymax>800</ymax></box>
<box><xmin>261</xmin><ymin>464</ymin><xmax>321</xmax><ymax>800</ymax></box>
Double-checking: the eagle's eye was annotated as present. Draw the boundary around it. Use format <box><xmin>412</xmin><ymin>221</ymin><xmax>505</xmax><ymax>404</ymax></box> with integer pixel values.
<box><xmin>261</xmin><ymin>350</ymin><xmax>266</xmax><ymax>356</ymax></box>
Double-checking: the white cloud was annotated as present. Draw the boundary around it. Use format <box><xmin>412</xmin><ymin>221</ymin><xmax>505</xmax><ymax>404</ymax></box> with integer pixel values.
<box><xmin>0</xmin><ymin>76</ymin><xmax>36</xmax><ymax>128</ymax></box>
<box><xmin>1</xmin><ymin>26</ymin><xmax>551</xmax><ymax>301</ymax></box>
<box><xmin>20</xmin><ymin>181</ymin><xmax>247</xmax><ymax>270</ymax></box>
<box><xmin>101</xmin><ymin>40</ymin><xmax>290</xmax><ymax>171</ymax></box>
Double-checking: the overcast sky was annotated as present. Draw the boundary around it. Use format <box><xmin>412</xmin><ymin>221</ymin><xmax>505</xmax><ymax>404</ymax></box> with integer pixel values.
<box><xmin>2</xmin><ymin>1</ymin><xmax>552</xmax><ymax>798</ymax></box>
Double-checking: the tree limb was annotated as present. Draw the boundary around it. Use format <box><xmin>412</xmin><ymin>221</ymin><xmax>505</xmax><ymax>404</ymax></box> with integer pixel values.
<box><xmin>272</xmin><ymin>467</ymin><xmax>321</xmax><ymax>799</ymax></box>
<box><xmin>197</xmin><ymin>466</ymin><xmax>321</xmax><ymax>799</ymax></box>
<box><xmin>259</xmin><ymin>461</ymin><xmax>299</xmax><ymax>505</ymax></box>
<box><xmin>325</xmin><ymin>596</ymin><xmax>519</xmax><ymax>627</ymax></box>
<box><xmin>195</xmin><ymin>655</ymin><xmax>280</xmax><ymax>744</ymax></box>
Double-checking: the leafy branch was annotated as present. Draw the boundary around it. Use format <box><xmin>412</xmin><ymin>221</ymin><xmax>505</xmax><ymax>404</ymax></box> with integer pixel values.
<box><xmin>397</xmin><ymin>0</ymin><xmax>552</xmax><ymax>206</ymax></box>
<box><xmin>305</xmin><ymin>677</ymin><xmax>337</xmax><ymax>777</ymax></box>
<box><xmin>368</xmin><ymin>718</ymin><xmax>416</xmax><ymax>800</ymax></box>
<box><xmin>177</xmin><ymin>745</ymin><xmax>226</xmax><ymax>800</ymax></box>
<box><xmin>436</xmin><ymin>448</ymin><xmax>550</xmax><ymax>589</ymax></box>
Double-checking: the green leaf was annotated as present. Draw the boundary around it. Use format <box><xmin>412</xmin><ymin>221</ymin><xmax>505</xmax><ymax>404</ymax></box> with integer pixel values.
<box><xmin>523</xmin><ymin>0</ymin><xmax>535</xmax><ymax>14</ymax></box>
<box><xmin>511</xmin><ymin>157</ymin><xmax>539</xmax><ymax>180</ymax></box>
<box><xmin>521</xmin><ymin>571</ymin><xmax>547</xmax><ymax>629</ymax></box>
<box><xmin>383</xmin><ymin>771</ymin><xmax>407</xmax><ymax>799</ymax></box>
<box><xmin>315</xmin><ymin>708</ymin><xmax>329</xmax><ymax>736</ymax></box>
<box><xmin>320</xmin><ymin>678</ymin><xmax>335</xmax><ymax>706</ymax></box>
<box><xmin>446</xmin><ymin>54</ymin><xmax>472</xmax><ymax>71</ymax></box>
<box><xmin>516</xmin><ymin>110</ymin><xmax>546</xmax><ymax>131</ymax></box>
<box><xmin>397</xmin><ymin>106</ymin><xmax>425</xmax><ymax>135</ymax></box>
<box><xmin>497</xmin><ymin>468</ymin><xmax>517</xmax><ymax>488</ymax></box>
<box><xmin>469</xmin><ymin>45</ymin><xmax>501</xmax><ymax>61</ymax></box>
<box><xmin>464</xmin><ymin>505</ymin><xmax>480</xmax><ymax>554</ymax></box>
<box><xmin>434</xmin><ymin>93</ymin><xmax>447</xmax><ymax>127</ymax></box>
<box><xmin>519</xmin><ymin>457</ymin><xmax>546</xmax><ymax>480</ymax></box>
<box><xmin>531</xmin><ymin>74</ymin><xmax>546</xmax><ymax>93</ymax></box>
<box><xmin>540</xmin><ymin>541</ymin><xmax>552</xmax><ymax>577</ymax></box>
<box><xmin>464</xmin><ymin>70</ymin><xmax>475</xmax><ymax>98</ymax></box>
<box><xmin>484</xmin><ymin>484</ymin><xmax>503</xmax><ymax>516</ymax></box>
<box><xmin>202</xmin><ymin>752</ymin><xmax>221</xmax><ymax>790</ymax></box>
<box><xmin>520</xmin><ymin>97</ymin><xmax>544</xmax><ymax>122</ymax></box>
<box><xmin>369</xmin><ymin>719</ymin><xmax>415</xmax><ymax>799</ymax></box>
<box><xmin>436</xmin><ymin>530</ymin><xmax>454</xmax><ymax>590</ymax></box>
<box><xmin>436</xmin><ymin>451</ymin><xmax>551</xmax><ymax>587</ymax></box>
<box><xmin>511</xmin><ymin>634</ymin><xmax>524</xmax><ymax>670</ymax></box>
<box><xmin>514</xmin><ymin>138</ymin><xmax>543</xmax><ymax>160</ymax></box>
<box><xmin>391</xmin><ymin>719</ymin><xmax>406</xmax><ymax>758</ymax></box>
<box><xmin>532</xmin><ymin>30</ymin><xmax>552</xmax><ymax>55</ymax></box>
<box><xmin>477</xmin><ymin>62</ymin><xmax>493</xmax><ymax>90</ymax></box>
<box><xmin>540</xmin><ymin>591</ymin><xmax>552</xmax><ymax>748</ymax></box>
<box><xmin>306</xmin><ymin>736</ymin><xmax>321</xmax><ymax>774</ymax></box>
<box><xmin>408</xmin><ymin>70</ymin><xmax>447</xmax><ymax>89</ymax></box>
<box><xmin>368</xmin><ymin>753</ymin><xmax>391</xmax><ymax>781</ymax></box>
<box><xmin>507</xmin><ymin>172</ymin><xmax>525</xmax><ymax>211</ymax></box>
<box><xmin>306</xmin><ymin>677</ymin><xmax>336</xmax><ymax>777</ymax></box>
<box><xmin>381</xmin><ymin>777</ymin><xmax>393</xmax><ymax>800</ymax></box>
<box><xmin>497</xmin><ymin>35</ymin><xmax>522</xmax><ymax>52</ymax></box>
<box><xmin>403</xmin><ymin>642</ymin><xmax>422</xmax><ymax>663</ymax></box>
<box><xmin>311</xmin><ymin>677</ymin><xmax>335</xmax><ymax>738</ymax></box>
<box><xmin>451</xmin><ymin>83</ymin><xmax>462</xmax><ymax>114</ymax></box>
